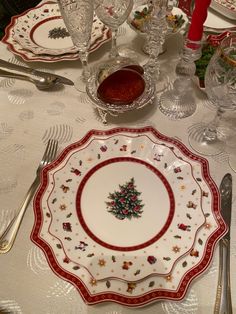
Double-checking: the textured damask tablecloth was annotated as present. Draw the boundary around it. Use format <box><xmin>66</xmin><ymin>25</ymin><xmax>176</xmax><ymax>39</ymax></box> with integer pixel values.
<box><xmin>0</xmin><ymin>5</ymin><xmax>235</xmax><ymax>313</ymax></box>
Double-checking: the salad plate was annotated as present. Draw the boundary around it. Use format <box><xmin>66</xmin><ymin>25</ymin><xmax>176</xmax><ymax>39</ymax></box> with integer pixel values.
<box><xmin>127</xmin><ymin>6</ymin><xmax>188</xmax><ymax>36</ymax></box>
<box><xmin>178</xmin><ymin>0</ymin><xmax>236</xmax><ymax>33</ymax></box>
<box><xmin>2</xmin><ymin>2</ymin><xmax>111</xmax><ymax>62</ymax></box>
<box><xmin>210</xmin><ymin>0</ymin><xmax>236</xmax><ymax>20</ymax></box>
<box><xmin>11</xmin><ymin>2</ymin><xmax>110</xmax><ymax>56</ymax></box>
<box><xmin>127</xmin><ymin>5</ymin><xmax>188</xmax><ymax>54</ymax></box>
<box><xmin>31</xmin><ymin>127</ymin><xmax>227</xmax><ymax>306</ymax></box>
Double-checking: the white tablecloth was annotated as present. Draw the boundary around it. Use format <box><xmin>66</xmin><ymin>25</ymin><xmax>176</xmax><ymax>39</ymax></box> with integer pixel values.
<box><xmin>0</xmin><ymin>5</ymin><xmax>235</xmax><ymax>314</ymax></box>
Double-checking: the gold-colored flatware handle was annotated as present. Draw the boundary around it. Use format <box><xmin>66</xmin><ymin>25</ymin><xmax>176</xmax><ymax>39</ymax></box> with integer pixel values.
<box><xmin>0</xmin><ymin>177</ymin><xmax>39</xmax><ymax>254</ymax></box>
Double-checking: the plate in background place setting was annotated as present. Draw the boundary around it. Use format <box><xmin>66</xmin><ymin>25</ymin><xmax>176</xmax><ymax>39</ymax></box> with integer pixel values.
<box><xmin>11</xmin><ymin>2</ymin><xmax>110</xmax><ymax>56</ymax></box>
<box><xmin>210</xmin><ymin>0</ymin><xmax>236</xmax><ymax>20</ymax></box>
<box><xmin>31</xmin><ymin>127</ymin><xmax>227</xmax><ymax>306</ymax></box>
<box><xmin>127</xmin><ymin>5</ymin><xmax>188</xmax><ymax>37</ymax></box>
<box><xmin>178</xmin><ymin>0</ymin><xmax>236</xmax><ymax>33</ymax></box>
<box><xmin>1</xmin><ymin>2</ymin><xmax>111</xmax><ymax>62</ymax></box>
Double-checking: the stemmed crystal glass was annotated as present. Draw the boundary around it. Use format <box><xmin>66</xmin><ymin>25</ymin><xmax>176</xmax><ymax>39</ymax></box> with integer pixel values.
<box><xmin>95</xmin><ymin>0</ymin><xmax>134</xmax><ymax>59</ymax></box>
<box><xmin>188</xmin><ymin>34</ymin><xmax>236</xmax><ymax>156</ymax></box>
<box><xmin>143</xmin><ymin>0</ymin><xmax>169</xmax><ymax>80</ymax></box>
<box><xmin>58</xmin><ymin>0</ymin><xmax>94</xmax><ymax>92</ymax></box>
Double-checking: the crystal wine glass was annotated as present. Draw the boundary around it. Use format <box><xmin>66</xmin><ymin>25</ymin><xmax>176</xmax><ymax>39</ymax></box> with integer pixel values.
<box><xmin>188</xmin><ymin>33</ymin><xmax>236</xmax><ymax>156</ymax></box>
<box><xmin>58</xmin><ymin>0</ymin><xmax>94</xmax><ymax>92</ymax></box>
<box><xmin>95</xmin><ymin>0</ymin><xmax>134</xmax><ymax>59</ymax></box>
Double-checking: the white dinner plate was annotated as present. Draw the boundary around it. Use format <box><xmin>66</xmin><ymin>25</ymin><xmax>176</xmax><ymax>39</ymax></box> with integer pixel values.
<box><xmin>2</xmin><ymin>2</ymin><xmax>111</xmax><ymax>62</ymax></box>
<box><xmin>12</xmin><ymin>2</ymin><xmax>110</xmax><ymax>56</ymax></box>
<box><xmin>127</xmin><ymin>6</ymin><xmax>188</xmax><ymax>36</ymax></box>
<box><xmin>210</xmin><ymin>0</ymin><xmax>236</xmax><ymax>20</ymax></box>
<box><xmin>31</xmin><ymin>127</ymin><xmax>227</xmax><ymax>306</ymax></box>
<box><xmin>178</xmin><ymin>0</ymin><xmax>236</xmax><ymax>32</ymax></box>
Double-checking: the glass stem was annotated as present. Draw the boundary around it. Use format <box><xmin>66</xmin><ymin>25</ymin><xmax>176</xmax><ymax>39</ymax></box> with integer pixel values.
<box><xmin>79</xmin><ymin>51</ymin><xmax>90</xmax><ymax>83</ymax></box>
<box><xmin>144</xmin><ymin>3</ymin><xmax>168</xmax><ymax>79</ymax></box>
<box><xmin>203</xmin><ymin>108</ymin><xmax>224</xmax><ymax>142</ymax></box>
<box><xmin>109</xmin><ymin>28</ymin><xmax>119</xmax><ymax>58</ymax></box>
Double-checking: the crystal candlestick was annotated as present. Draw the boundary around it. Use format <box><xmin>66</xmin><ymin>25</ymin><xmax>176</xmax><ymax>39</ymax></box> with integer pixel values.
<box><xmin>159</xmin><ymin>39</ymin><xmax>202</xmax><ymax>119</ymax></box>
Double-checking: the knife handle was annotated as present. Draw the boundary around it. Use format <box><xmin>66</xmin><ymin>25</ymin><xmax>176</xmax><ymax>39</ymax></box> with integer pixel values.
<box><xmin>214</xmin><ymin>239</ymin><xmax>232</xmax><ymax>314</ymax></box>
<box><xmin>0</xmin><ymin>58</ymin><xmax>51</xmax><ymax>78</ymax></box>
<box><xmin>0</xmin><ymin>59</ymin><xmax>34</xmax><ymax>75</ymax></box>
<box><xmin>0</xmin><ymin>59</ymin><xmax>74</xmax><ymax>86</ymax></box>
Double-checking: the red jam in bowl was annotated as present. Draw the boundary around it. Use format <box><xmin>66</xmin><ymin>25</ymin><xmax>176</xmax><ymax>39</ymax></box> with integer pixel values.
<box><xmin>97</xmin><ymin>68</ymin><xmax>145</xmax><ymax>105</ymax></box>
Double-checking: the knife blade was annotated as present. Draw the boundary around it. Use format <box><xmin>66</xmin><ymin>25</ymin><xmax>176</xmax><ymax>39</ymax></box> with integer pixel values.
<box><xmin>214</xmin><ymin>173</ymin><xmax>233</xmax><ymax>314</ymax></box>
<box><xmin>0</xmin><ymin>59</ymin><xmax>74</xmax><ymax>86</ymax></box>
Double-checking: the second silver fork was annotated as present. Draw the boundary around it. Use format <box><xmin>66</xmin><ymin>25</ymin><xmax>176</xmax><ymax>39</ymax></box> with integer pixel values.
<box><xmin>0</xmin><ymin>139</ymin><xmax>58</xmax><ymax>254</ymax></box>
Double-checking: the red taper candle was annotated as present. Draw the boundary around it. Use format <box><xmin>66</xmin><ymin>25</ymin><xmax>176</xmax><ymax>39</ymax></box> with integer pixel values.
<box><xmin>187</xmin><ymin>0</ymin><xmax>212</xmax><ymax>42</ymax></box>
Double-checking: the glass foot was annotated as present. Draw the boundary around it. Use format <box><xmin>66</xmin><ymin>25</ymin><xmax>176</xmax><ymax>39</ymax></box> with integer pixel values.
<box><xmin>188</xmin><ymin>125</ymin><xmax>225</xmax><ymax>156</ymax></box>
<box><xmin>159</xmin><ymin>90</ymin><xmax>196</xmax><ymax>120</ymax></box>
<box><xmin>118</xmin><ymin>46</ymin><xmax>143</xmax><ymax>64</ymax></box>
<box><xmin>225</xmin><ymin>132</ymin><xmax>236</xmax><ymax>172</ymax></box>
<box><xmin>74</xmin><ymin>76</ymin><xmax>87</xmax><ymax>93</ymax></box>
<box><xmin>228</xmin><ymin>154</ymin><xmax>236</xmax><ymax>172</ymax></box>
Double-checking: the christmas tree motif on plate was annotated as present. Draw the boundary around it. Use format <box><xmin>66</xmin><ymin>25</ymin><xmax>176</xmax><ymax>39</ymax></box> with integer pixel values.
<box><xmin>106</xmin><ymin>177</ymin><xmax>144</xmax><ymax>220</ymax></box>
<box><xmin>48</xmin><ymin>27</ymin><xmax>70</xmax><ymax>39</ymax></box>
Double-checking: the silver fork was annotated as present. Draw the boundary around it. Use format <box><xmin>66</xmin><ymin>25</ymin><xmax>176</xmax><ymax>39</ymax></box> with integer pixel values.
<box><xmin>0</xmin><ymin>139</ymin><xmax>58</xmax><ymax>254</ymax></box>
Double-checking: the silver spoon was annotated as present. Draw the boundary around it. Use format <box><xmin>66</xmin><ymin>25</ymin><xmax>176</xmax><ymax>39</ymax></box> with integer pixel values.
<box><xmin>0</xmin><ymin>68</ymin><xmax>61</xmax><ymax>90</ymax></box>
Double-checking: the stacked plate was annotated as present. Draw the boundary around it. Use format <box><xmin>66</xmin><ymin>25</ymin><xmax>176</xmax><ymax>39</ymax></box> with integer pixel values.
<box><xmin>210</xmin><ymin>0</ymin><xmax>236</xmax><ymax>20</ymax></box>
<box><xmin>31</xmin><ymin>126</ymin><xmax>227</xmax><ymax>307</ymax></box>
<box><xmin>178</xmin><ymin>0</ymin><xmax>236</xmax><ymax>32</ymax></box>
<box><xmin>2</xmin><ymin>2</ymin><xmax>111</xmax><ymax>62</ymax></box>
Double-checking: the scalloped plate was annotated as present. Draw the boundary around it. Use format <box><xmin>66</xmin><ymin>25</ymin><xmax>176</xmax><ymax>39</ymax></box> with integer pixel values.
<box><xmin>127</xmin><ymin>6</ymin><xmax>188</xmax><ymax>36</ymax></box>
<box><xmin>2</xmin><ymin>2</ymin><xmax>111</xmax><ymax>62</ymax></box>
<box><xmin>31</xmin><ymin>127</ymin><xmax>227</xmax><ymax>306</ymax></box>
<box><xmin>210</xmin><ymin>0</ymin><xmax>236</xmax><ymax>20</ymax></box>
<box><xmin>178</xmin><ymin>0</ymin><xmax>236</xmax><ymax>32</ymax></box>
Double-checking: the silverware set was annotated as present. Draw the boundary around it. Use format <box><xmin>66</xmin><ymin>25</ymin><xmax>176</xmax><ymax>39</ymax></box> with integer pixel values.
<box><xmin>0</xmin><ymin>58</ymin><xmax>74</xmax><ymax>89</ymax></box>
<box><xmin>0</xmin><ymin>139</ymin><xmax>58</xmax><ymax>254</ymax></box>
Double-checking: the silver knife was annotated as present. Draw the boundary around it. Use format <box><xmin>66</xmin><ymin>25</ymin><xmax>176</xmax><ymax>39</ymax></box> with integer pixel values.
<box><xmin>0</xmin><ymin>59</ymin><xmax>74</xmax><ymax>86</ymax></box>
<box><xmin>214</xmin><ymin>173</ymin><xmax>233</xmax><ymax>314</ymax></box>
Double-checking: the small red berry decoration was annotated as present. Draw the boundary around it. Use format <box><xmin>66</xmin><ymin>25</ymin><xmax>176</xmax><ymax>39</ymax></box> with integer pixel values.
<box><xmin>147</xmin><ymin>255</ymin><xmax>157</xmax><ymax>264</ymax></box>
<box><xmin>178</xmin><ymin>223</ymin><xmax>191</xmax><ymax>231</ymax></box>
<box><xmin>100</xmin><ymin>145</ymin><xmax>107</xmax><ymax>152</ymax></box>
<box><xmin>174</xmin><ymin>167</ymin><xmax>181</xmax><ymax>173</ymax></box>
<box><xmin>120</xmin><ymin>145</ymin><xmax>127</xmax><ymax>151</ymax></box>
<box><xmin>62</xmin><ymin>222</ymin><xmax>72</xmax><ymax>232</ymax></box>
<box><xmin>71</xmin><ymin>167</ymin><xmax>81</xmax><ymax>176</ymax></box>
<box><xmin>122</xmin><ymin>261</ymin><xmax>133</xmax><ymax>270</ymax></box>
